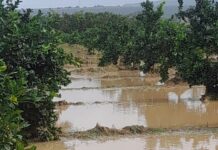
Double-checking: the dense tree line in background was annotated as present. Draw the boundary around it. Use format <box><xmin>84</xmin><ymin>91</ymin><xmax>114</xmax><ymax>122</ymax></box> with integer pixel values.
<box><xmin>50</xmin><ymin>0</ymin><xmax>218</xmax><ymax>94</ymax></box>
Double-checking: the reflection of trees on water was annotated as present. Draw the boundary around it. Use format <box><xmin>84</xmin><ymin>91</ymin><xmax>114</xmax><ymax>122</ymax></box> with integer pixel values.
<box><xmin>101</xmin><ymin>88</ymin><xmax>122</xmax><ymax>102</ymax></box>
<box><xmin>104</xmin><ymin>84</ymin><xmax>218</xmax><ymax>128</ymax></box>
<box><xmin>56</xmin><ymin>76</ymin><xmax>218</xmax><ymax>131</ymax></box>
<box><xmin>63</xmin><ymin>78</ymin><xmax>101</xmax><ymax>89</ymax></box>
<box><xmin>64</xmin><ymin>135</ymin><xmax>218</xmax><ymax>150</ymax></box>
<box><xmin>183</xmin><ymin>100</ymin><xmax>207</xmax><ymax>113</ymax></box>
<box><xmin>145</xmin><ymin>135</ymin><xmax>218</xmax><ymax>150</ymax></box>
<box><xmin>113</xmin><ymin>86</ymin><xmax>188</xmax><ymax>109</ymax></box>
<box><xmin>34</xmin><ymin>134</ymin><xmax>218</xmax><ymax>150</ymax></box>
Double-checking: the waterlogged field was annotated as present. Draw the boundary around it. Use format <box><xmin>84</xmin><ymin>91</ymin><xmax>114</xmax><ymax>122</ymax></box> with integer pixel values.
<box><xmin>55</xmin><ymin>76</ymin><xmax>218</xmax><ymax>131</ymax></box>
<box><xmin>36</xmin><ymin>45</ymin><xmax>218</xmax><ymax>150</ymax></box>
<box><xmin>36</xmin><ymin>133</ymin><xmax>218</xmax><ymax>150</ymax></box>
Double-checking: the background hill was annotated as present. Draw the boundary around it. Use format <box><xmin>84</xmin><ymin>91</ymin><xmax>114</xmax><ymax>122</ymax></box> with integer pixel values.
<box><xmin>31</xmin><ymin>0</ymin><xmax>196</xmax><ymax>17</ymax></box>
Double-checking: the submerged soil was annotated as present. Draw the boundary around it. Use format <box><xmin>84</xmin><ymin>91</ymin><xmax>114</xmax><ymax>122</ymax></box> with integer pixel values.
<box><xmin>36</xmin><ymin>44</ymin><xmax>218</xmax><ymax>150</ymax></box>
<box><xmin>35</xmin><ymin>131</ymin><xmax>218</xmax><ymax>150</ymax></box>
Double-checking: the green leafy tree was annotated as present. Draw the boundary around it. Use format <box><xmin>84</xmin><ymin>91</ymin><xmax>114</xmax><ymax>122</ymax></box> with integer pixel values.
<box><xmin>0</xmin><ymin>0</ymin><xmax>74</xmax><ymax>142</ymax></box>
<box><xmin>41</xmin><ymin>0</ymin><xmax>218</xmax><ymax>96</ymax></box>
<box><xmin>80</xmin><ymin>27</ymin><xmax>101</xmax><ymax>54</ymax></box>
<box><xmin>176</xmin><ymin>0</ymin><xmax>218</xmax><ymax>93</ymax></box>
<box><xmin>49</xmin><ymin>12</ymin><xmax>135</xmax><ymax>61</ymax></box>
<box><xmin>131</xmin><ymin>0</ymin><xmax>165</xmax><ymax>72</ymax></box>
<box><xmin>0</xmin><ymin>60</ymin><xmax>25</xmax><ymax>150</ymax></box>
<box><xmin>0</xmin><ymin>60</ymin><xmax>36</xmax><ymax>150</ymax></box>
<box><xmin>93</xmin><ymin>14</ymin><xmax>133</xmax><ymax>66</ymax></box>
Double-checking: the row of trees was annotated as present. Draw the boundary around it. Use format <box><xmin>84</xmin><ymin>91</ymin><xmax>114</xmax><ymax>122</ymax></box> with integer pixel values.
<box><xmin>1</xmin><ymin>0</ymin><xmax>217</xmax><ymax>149</ymax></box>
<box><xmin>51</xmin><ymin>0</ymin><xmax>218</xmax><ymax>94</ymax></box>
<box><xmin>0</xmin><ymin>0</ymin><xmax>76</xmax><ymax>149</ymax></box>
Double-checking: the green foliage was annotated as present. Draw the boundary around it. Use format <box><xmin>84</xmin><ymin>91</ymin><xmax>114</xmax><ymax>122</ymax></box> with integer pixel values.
<box><xmin>80</xmin><ymin>28</ymin><xmax>101</xmax><ymax>54</ymax></box>
<box><xmin>126</xmin><ymin>0</ymin><xmax>165</xmax><ymax>71</ymax></box>
<box><xmin>0</xmin><ymin>0</ymin><xmax>74</xmax><ymax>147</ymax></box>
<box><xmin>0</xmin><ymin>60</ymin><xmax>35</xmax><ymax>150</ymax></box>
<box><xmin>96</xmin><ymin>15</ymin><xmax>132</xmax><ymax>66</ymax></box>
<box><xmin>60</xmin><ymin>32</ymin><xmax>82</xmax><ymax>45</ymax></box>
<box><xmin>50</xmin><ymin>12</ymin><xmax>134</xmax><ymax>65</ymax></box>
<box><xmin>54</xmin><ymin>0</ymin><xmax>218</xmax><ymax>95</ymax></box>
<box><xmin>16</xmin><ymin>142</ymin><xmax>36</xmax><ymax>150</ymax></box>
<box><xmin>176</xmin><ymin>0</ymin><xmax>218</xmax><ymax>93</ymax></box>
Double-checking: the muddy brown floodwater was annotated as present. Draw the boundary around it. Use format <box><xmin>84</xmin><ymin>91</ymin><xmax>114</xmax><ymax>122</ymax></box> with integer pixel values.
<box><xmin>35</xmin><ymin>72</ymin><xmax>218</xmax><ymax>150</ymax></box>
<box><xmin>53</xmin><ymin>75</ymin><xmax>218</xmax><ymax>131</ymax></box>
<box><xmin>35</xmin><ymin>133</ymin><xmax>218</xmax><ymax>150</ymax></box>
<box><xmin>35</xmin><ymin>45</ymin><xmax>218</xmax><ymax>150</ymax></box>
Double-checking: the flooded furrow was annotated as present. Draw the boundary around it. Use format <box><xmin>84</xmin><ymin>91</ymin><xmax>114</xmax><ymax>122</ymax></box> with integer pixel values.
<box><xmin>35</xmin><ymin>133</ymin><xmax>218</xmax><ymax>150</ymax></box>
<box><xmin>36</xmin><ymin>68</ymin><xmax>218</xmax><ymax>150</ymax></box>
<box><xmin>57</xmin><ymin>103</ymin><xmax>145</xmax><ymax>132</ymax></box>
<box><xmin>54</xmin><ymin>75</ymin><xmax>218</xmax><ymax>132</ymax></box>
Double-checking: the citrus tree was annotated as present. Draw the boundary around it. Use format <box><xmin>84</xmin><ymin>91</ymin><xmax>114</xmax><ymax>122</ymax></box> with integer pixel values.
<box><xmin>0</xmin><ymin>0</ymin><xmax>74</xmax><ymax>144</ymax></box>
<box><xmin>0</xmin><ymin>60</ymin><xmax>37</xmax><ymax>150</ymax></box>
<box><xmin>176</xmin><ymin>0</ymin><xmax>218</xmax><ymax>93</ymax></box>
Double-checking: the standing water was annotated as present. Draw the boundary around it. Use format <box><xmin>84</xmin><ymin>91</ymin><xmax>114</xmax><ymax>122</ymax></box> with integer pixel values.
<box><xmin>54</xmin><ymin>76</ymin><xmax>218</xmax><ymax>131</ymax></box>
<box><xmin>35</xmin><ymin>72</ymin><xmax>218</xmax><ymax>150</ymax></box>
<box><xmin>36</xmin><ymin>46</ymin><xmax>218</xmax><ymax>149</ymax></box>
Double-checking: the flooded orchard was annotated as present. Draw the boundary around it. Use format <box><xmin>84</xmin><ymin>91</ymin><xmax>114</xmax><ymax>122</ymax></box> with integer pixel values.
<box><xmin>36</xmin><ymin>45</ymin><xmax>218</xmax><ymax>150</ymax></box>
<box><xmin>55</xmin><ymin>76</ymin><xmax>218</xmax><ymax>131</ymax></box>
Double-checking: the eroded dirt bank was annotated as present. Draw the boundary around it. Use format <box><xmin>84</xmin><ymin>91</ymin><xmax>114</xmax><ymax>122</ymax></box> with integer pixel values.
<box><xmin>35</xmin><ymin>44</ymin><xmax>218</xmax><ymax>150</ymax></box>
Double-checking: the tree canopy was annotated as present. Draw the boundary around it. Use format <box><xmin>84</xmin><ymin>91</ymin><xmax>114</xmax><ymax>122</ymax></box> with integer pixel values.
<box><xmin>0</xmin><ymin>0</ymin><xmax>75</xmax><ymax>149</ymax></box>
<box><xmin>52</xmin><ymin>0</ymin><xmax>218</xmax><ymax>94</ymax></box>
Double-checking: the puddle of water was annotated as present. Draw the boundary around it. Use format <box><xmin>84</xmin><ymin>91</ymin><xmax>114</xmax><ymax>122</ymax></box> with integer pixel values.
<box><xmin>62</xmin><ymin>77</ymin><xmax>156</xmax><ymax>91</ymax></box>
<box><xmin>55</xmin><ymin>76</ymin><xmax>218</xmax><ymax>131</ymax></box>
<box><xmin>117</xmin><ymin>86</ymin><xmax>188</xmax><ymax>103</ymax></box>
<box><xmin>57</xmin><ymin>103</ymin><xmax>146</xmax><ymax>132</ymax></box>
<box><xmin>100</xmin><ymin>77</ymin><xmax>157</xmax><ymax>88</ymax></box>
<box><xmin>57</xmin><ymin>100</ymin><xmax>218</xmax><ymax>131</ymax></box>
<box><xmin>35</xmin><ymin>133</ymin><xmax>218</xmax><ymax>150</ymax></box>
<box><xmin>33</xmin><ymin>141</ymin><xmax>66</xmax><ymax>150</ymax></box>
<box><xmin>55</xmin><ymin>81</ymin><xmax>188</xmax><ymax>103</ymax></box>
<box><xmin>53</xmin><ymin>72</ymin><xmax>218</xmax><ymax>132</ymax></box>
<box><xmin>38</xmin><ymin>50</ymin><xmax>218</xmax><ymax>150</ymax></box>
<box><xmin>139</xmin><ymin>101</ymin><xmax>218</xmax><ymax>128</ymax></box>
<box><xmin>55</xmin><ymin>88</ymin><xmax>122</xmax><ymax>103</ymax></box>
<box><xmin>64</xmin><ymin>78</ymin><xmax>100</xmax><ymax>89</ymax></box>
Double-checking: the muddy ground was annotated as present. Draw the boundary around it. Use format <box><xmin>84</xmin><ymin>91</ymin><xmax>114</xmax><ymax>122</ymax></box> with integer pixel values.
<box><xmin>35</xmin><ymin>44</ymin><xmax>218</xmax><ymax>150</ymax></box>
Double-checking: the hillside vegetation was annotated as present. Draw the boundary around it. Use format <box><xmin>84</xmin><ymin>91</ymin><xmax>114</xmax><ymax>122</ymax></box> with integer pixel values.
<box><xmin>31</xmin><ymin>0</ymin><xmax>197</xmax><ymax>17</ymax></box>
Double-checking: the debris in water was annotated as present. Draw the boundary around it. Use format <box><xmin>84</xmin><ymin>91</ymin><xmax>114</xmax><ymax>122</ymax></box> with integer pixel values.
<box><xmin>93</xmin><ymin>101</ymin><xmax>103</xmax><ymax>104</ymax></box>
<box><xmin>64</xmin><ymin>124</ymin><xmax>218</xmax><ymax>140</ymax></box>
<box><xmin>55</xmin><ymin>100</ymin><xmax>85</xmax><ymax>106</ymax></box>
<box><xmin>139</xmin><ymin>71</ymin><xmax>146</xmax><ymax>77</ymax></box>
<box><xmin>180</xmin><ymin>89</ymin><xmax>192</xmax><ymax>100</ymax></box>
<box><xmin>68</xmin><ymin>124</ymin><xmax>163</xmax><ymax>139</ymax></box>
<box><xmin>165</xmin><ymin>76</ymin><xmax>185</xmax><ymax>85</ymax></box>
<box><xmin>72</xmin><ymin>102</ymin><xmax>85</xmax><ymax>106</ymax></box>
<box><xmin>156</xmin><ymin>81</ymin><xmax>165</xmax><ymax>86</ymax></box>
<box><xmin>55</xmin><ymin>100</ymin><xmax>71</xmax><ymax>106</ymax></box>
<box><xmin>168</xmin><ymin>92</ymin><xmax>179</xmax><ymax>103</ymax></box>
<box><xmin>180</xmin><ymin>86</ymin><xmax>206</xmax><ymax>101</ymax></box>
